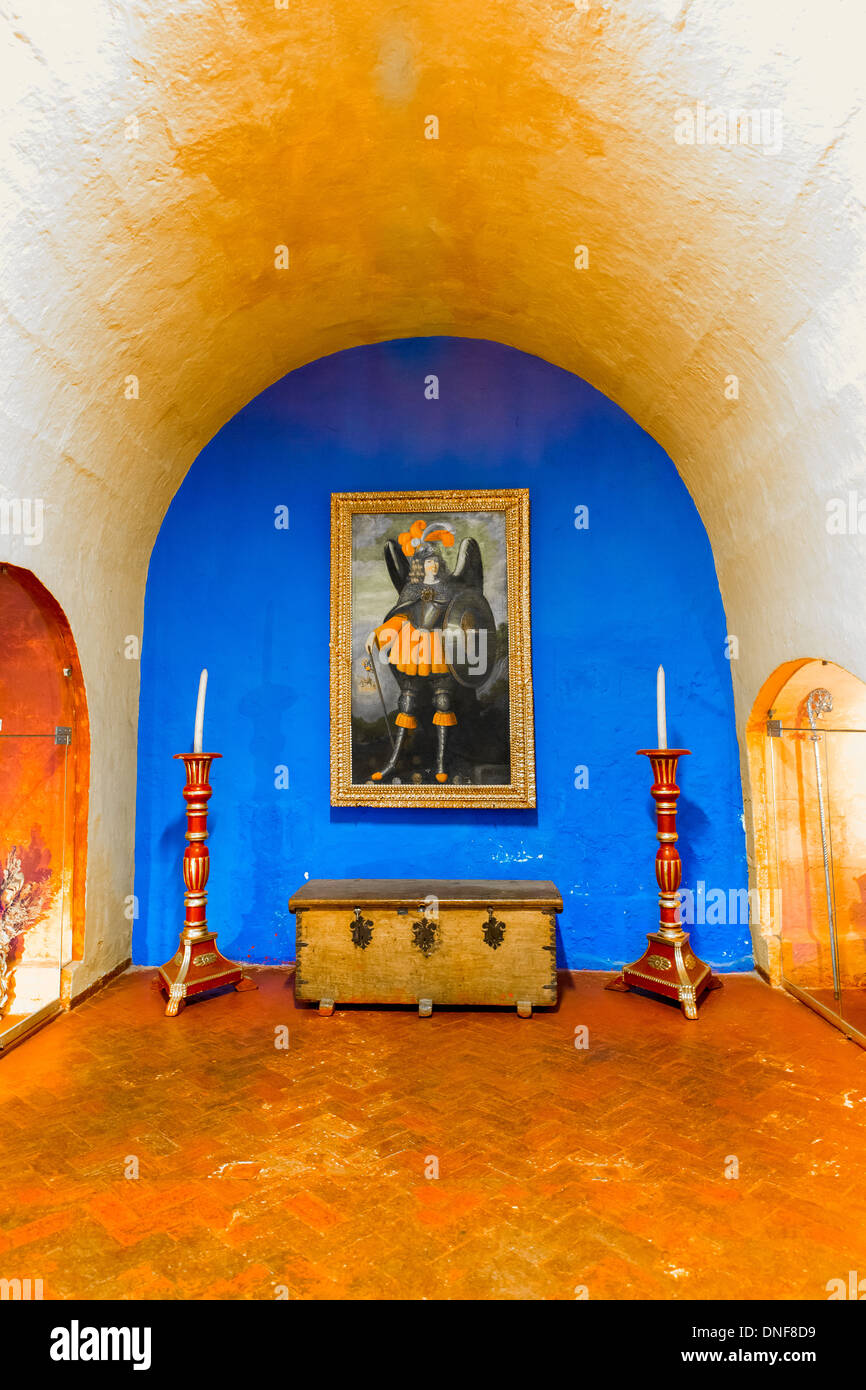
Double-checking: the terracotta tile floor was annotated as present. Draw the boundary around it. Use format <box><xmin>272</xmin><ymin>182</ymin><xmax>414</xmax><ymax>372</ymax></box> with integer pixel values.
<box><xmin>1</xmin><ymin>967</ymin><xmax>865</xmax><ymax>1300</ymax></box>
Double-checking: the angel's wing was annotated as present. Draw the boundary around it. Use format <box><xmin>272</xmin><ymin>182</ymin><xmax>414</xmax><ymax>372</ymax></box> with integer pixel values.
<box><xmin>452</xmin><ymin>536</ymin><xmax>483</xmax><ymax>591</ymax></box>
<box><xmin>384</xmin><ymin>539</ymin><xmax>410</xmax><ymax>593</ymax></box>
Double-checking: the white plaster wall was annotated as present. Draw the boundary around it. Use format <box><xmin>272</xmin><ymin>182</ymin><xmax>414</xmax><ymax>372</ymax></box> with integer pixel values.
<box><xmin>1</xmin><ymin>0</ymin><xmax>863</xmax><ymax>987</ymax></box>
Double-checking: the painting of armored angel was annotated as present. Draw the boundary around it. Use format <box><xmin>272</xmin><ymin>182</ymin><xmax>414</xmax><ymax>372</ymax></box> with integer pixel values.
<box><xmin>330</xmin><ymin>490</ymin><xmax>535</xmax><ymax>809</ymax></box>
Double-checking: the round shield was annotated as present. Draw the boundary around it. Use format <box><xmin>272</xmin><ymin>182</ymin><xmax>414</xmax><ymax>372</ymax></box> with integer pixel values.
<box><xmin>442</xmin><ymin>590</ymin><xmax>498</xmax><ymax>688</ymax></box>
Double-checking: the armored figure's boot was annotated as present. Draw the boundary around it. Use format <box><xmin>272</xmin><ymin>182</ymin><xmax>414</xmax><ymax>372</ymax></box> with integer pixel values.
<box><xmin>434</xmin><ymin>725</ymin><xmax>449</xmax><ymax>783</ymax></box>
<box><xmin>371</xmin><ymin>726</ymin><xmax>408</xmax><ymax>782</ymax></box>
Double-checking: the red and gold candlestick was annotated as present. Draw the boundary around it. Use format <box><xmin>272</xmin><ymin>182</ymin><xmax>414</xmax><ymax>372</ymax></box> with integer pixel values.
<box><xmin>156</xmin><ymin>753</ymin><xmax>256</xmax><ymax>1017</ymax></box>
<box><xmin>606</xmin><ymin>749</ymin><xmax>722</xmax><ymax>1019</ymax></box>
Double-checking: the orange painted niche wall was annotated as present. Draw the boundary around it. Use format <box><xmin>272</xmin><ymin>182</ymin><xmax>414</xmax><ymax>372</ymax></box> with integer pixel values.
<box><xmin>0</xmin><ymin>565</ymin><xmax>89</xmax><ymax>1042</ymax></box>
<box><xmin>747</xmin><ymin>658</ymin><xmax>866</xmax><ymax>1043</ymax></box>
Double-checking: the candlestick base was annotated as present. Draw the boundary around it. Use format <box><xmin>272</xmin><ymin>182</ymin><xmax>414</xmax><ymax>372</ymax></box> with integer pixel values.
<box><xmin>157</xmin><ymin>931</ymin><xmax>257</xmax><ymax>1017</ymax></box>
<box><xmin>606</xmin><ymin>929</ymin><xmax>722</xmax><ymax>1019</ymax></box>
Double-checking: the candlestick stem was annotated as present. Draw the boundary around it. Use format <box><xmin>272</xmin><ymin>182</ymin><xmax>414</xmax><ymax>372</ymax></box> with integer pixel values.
<box><xmin>155</xmin><ymin>752</ymin><xmax>256</xmax><ymax>1017</ymax></box>
<box><xmin>605</xmin><ymin>748</ymin><xmax>722</xmax><ymax>1018</ymax></box>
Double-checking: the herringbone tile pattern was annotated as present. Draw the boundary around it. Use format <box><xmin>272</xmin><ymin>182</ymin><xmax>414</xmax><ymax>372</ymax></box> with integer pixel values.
<box><xmin>1</xmin><ymin>968</ymin><xmax>865</xmax><ymax>1299</ymax></box>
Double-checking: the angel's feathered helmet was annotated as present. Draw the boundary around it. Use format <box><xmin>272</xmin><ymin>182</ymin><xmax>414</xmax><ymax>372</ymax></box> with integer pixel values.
<box><xmin>398</xmin><ymin>519</ymin><xmax>456</xmax><ymax>566</ymax></box>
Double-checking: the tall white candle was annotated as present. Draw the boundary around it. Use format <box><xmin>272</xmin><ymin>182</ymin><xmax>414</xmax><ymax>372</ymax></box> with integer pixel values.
<box><xmin>193</xmin><ymin>668</ymin><xmax>208</xmax><ymax>753</ymax></box>
<box><xmin>657</xmin><ymin>665</ymin><xmax>667</xmax><ymax>750</ymax></box>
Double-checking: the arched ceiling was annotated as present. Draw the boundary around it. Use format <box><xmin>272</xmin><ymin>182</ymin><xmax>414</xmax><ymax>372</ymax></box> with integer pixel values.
<box><xmin>1</xmin><ymin>0</ymin><xmax>864</xmax><ymax>987</ymax></box>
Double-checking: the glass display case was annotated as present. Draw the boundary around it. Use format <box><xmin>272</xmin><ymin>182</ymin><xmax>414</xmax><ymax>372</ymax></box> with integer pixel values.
<box><xmin>0</xmin><ymin>562</ymin><xmax>88</xmax><ymax>1056</ymax></box>
<box><xmin>770</xmin><ymin>715</ymin><xmax>866</xmax><ymax>1045</ymax></box>
<box><xmin>0</xmin><ymin>729</ymin><xmax>73</xmax><ymax>1049</ymax></box>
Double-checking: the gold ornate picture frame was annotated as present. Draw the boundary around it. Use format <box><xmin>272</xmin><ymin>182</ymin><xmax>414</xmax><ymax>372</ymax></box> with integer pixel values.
<box><xmin>330</xmin><ymin>489</ymin><xmax>536</xmax><ymax>809</ymax></box>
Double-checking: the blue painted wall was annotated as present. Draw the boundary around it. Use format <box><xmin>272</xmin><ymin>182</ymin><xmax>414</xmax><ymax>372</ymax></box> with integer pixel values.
<box><xmin>134</xmin><ymin>338</ymin><xmax>750</xmax><ymax>972</ymax></box>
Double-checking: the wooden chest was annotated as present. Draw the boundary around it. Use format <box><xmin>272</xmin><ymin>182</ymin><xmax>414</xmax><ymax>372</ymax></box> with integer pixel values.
<box><xmin>289</xmin><ymin>879</ymin><xmax>562</xmax><ymax>1016</ymax></box>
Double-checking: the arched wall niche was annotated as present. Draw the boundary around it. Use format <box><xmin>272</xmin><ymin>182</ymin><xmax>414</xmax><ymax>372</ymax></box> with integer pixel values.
<box><xmin>0</xmin><ymin>564</ymin><xmax>90</xmax><ymax>1044</ymax></box>
<box><xmin>746</xmin><ymin>658</ymin><xmax>866</xmax><ymax>1013</ymax></box>
<box><xmin>134</xmin><ymin>336</ymin><xmax>751</xmax><ymax>975</ymax></box>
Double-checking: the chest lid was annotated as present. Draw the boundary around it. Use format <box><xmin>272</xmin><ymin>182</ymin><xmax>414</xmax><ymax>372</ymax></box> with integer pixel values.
<box><xmin>289</xmin><ymin>879</ymin><xmax>563</xmax><ymax>913</ymax></box>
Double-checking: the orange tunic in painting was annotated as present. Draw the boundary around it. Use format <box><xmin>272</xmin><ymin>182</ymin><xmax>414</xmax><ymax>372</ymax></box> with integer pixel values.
<box><xmin>374</xmin><ymin>613</ymin><xmax>449</xmax><ymax>678</ymax></box>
